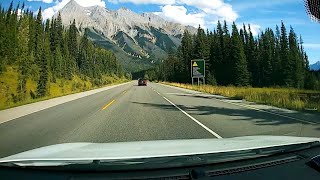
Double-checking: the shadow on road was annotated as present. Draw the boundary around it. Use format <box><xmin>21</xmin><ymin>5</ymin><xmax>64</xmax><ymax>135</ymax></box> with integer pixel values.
<box><xmin>131</xmin><ymin>101</ymin><xmax>320</xmax><ymax>127</ymax></box>
<box><xmin>174</xmin><ymin>94</ymin><xmax>320</xmax><ymax>112</ymax></box>
<box><xmin>174</xmin><ymin>93</ymin><xmax>230</xmax><ymax>100</ymax></box>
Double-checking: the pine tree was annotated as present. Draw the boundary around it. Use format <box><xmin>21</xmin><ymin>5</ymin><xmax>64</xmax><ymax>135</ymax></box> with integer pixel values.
<box><xmin>203</xmin><ymin>29</ymin><xmax>211</xmax><ymax>61</ymax></box>
<box><xmin>179</xmin><ymin>30</ymin><xmax>193</xmax><ymax>83</ymax></box>
<box><xmin>240</xmin><ymin>28</ymin><xmax>245</xmax><ymax>46</ymax></box>
<box><xmin>49</xmin><ymin>17</ymin><xmax>56</xmax><ymax>53</ymax></box>
<box><xmin>289</xmin><ymin>27</ymin><xmax>304</xmax><ymax>88</ymax></box>
<box><xmin>79</xmin><ymin>31</ymin><xmax>90</xmax><ymax>76</ymax></box>
<box><xmin>36</xmin><ymin>50</ymin><xmax>49</xmax><ymax>98</ymax></box>
<box><xmin>0</xmin><ymin>5</ymin><xmax>5</xmax><ymax>72</ymax></box>
<box><xmin>209</xmin><ymin>30</ymin><xmax>219</xmax><ymax>84</ymax></box>
<box><xmin>214</xmin><ymin>21</ymin><xmax>225</xmax><ymax>85</ymax></box>
<box><xmin>259</xmin><ymin>29</ymin><xmax>274</xmax><ymax>86</ymax></box>
<box><xmin>37</xmin><ymin>26</ymin><xmax>53</xmax><ymax>97</ymax></box>
<box><xmin>17</xmin><ymin>14</ymin><xmax>30</xmax><ymax>99</ymax></box>
<box><xmin>54</xmin><ymin>46</ymin><xmax>63</xmax><ymax>78</ymax></box>
<box><xmin>4</xmin><ymin>1</ymin><xmax>18</xmax><ymax>64</ymax></box>
<box><xmin>273</xmin><ymin>25</ymin><xmax>282</xmax><ymax>86</ymax></box>
<box><xmin>27</xmin><ymin>11</ymin><xmax>35</xmax><ymax>55</ymax></box>
<box><xmin>280</xmin><ymin>21</ymin><xmax>292</xmax><ymax>86</ymax></box>
<box><xmin>63</xmin><ymin>33</ymin><xmax>72</xmax><ymax>80</ymax></box>
<box><xmin>193</xmin><ymin>25</ymin><xmax>206</xmax><ymax>59</ymax></box>
<box><xmin>56</xmin><ymin>12</ymin><xmax>64</xmax><ymax>50</ymax></box>
<box><xmin>230</xmin><ymin>22</ymin><xmax>249</xmax><ymax>86</ymax></box>
<box><xmin>223</xmin><ymin>20</ymin><xmax>233</xmax><ymax>85</ymax></box>
<box><xmin>246</xmin><ymin>25</ymin><xmax>259</xmax><ymax>86</ymax></box>
<box><xmin>6</xmin><ymin>1</ymin><xmax>13</xmax><ymax>23</ymax></box>
<box><xmin>243</xmin><ymin>24</ymin><xmax>250</xmax><ymax>49</ymax></box>
<box><xmin>68</xmin><ymin>19</ymin><xmax>78</xmax><ymax>59</ymax></box>
<box><xmin>299</xmin><ymin>35</ymin><xmax>308</xmax><ymax>70</ymax></box>
<box><xmin>34</xmin><ymin>7</ymin><xmax>44</xmax><ymax>66</ymax></box>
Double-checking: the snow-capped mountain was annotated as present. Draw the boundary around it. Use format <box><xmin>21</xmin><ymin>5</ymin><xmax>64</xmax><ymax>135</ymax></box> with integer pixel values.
<box><xmin>58</xmin><ymin>0</ymin><xmax>196</xmax><ymax>70</ymax></box>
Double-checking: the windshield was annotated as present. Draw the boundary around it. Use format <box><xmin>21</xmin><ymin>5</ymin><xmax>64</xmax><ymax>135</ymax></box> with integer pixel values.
<box><xmin>0</xmin><ymin>0</ymin><xmax>319</xmax><ymax>168</ymax></box>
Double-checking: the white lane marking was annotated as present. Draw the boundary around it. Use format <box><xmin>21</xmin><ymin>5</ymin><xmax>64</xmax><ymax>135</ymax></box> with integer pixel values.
<box><xmin>151</xmin><ymin>86</ymin><xmax>222</xmax><ymax>138</ymax></box>
<box><xmin>150</xmin><ymin>86</ymin><xmax>161</xmax><ymax>95</ymax></box>
<box><xmin>157</xmin><ymin>83</ymin><xmax>318</xmax><ymax>125</ymax></box>
<box><xmin>161</xmin><ymin>97</ymin><xmax>223</xmax><ymax>139</ymax></box>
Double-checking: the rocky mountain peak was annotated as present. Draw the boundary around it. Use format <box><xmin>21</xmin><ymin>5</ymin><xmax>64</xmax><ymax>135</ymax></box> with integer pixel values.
<box><xmin>57</xmin><ymin>1</ymin><xmax>197</xmax><ymax>69</ymax></box>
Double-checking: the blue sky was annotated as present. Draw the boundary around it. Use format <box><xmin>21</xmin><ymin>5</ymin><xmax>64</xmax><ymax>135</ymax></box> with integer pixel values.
<box><xmin>1</xmin><ymin>0</ymin><xmax>319</xmax><ymax>64</ymax></box>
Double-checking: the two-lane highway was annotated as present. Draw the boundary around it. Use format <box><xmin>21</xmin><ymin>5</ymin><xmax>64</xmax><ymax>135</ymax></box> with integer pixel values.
<box><xmin>0</xmin><ymin>81</ymin><xmax>320</xmax><ymax>158</ymax></box>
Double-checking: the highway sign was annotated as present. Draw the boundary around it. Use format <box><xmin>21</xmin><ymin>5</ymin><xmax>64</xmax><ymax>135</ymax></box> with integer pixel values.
<box><xmin>191</xmin><ymin>59</ymin><xmax>205</xmax><ymax>78</ymax></box>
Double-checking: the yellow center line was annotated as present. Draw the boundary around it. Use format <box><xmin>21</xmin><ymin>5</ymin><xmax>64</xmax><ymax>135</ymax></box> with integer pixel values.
<box><xmin>102</xmin><ymin>99</ymin><xmax>116</xmax><ymax>110</ymax></box>
<box><xmin>101</xmin><ymin>89</ymin><xmax>129</xmax><ymax>110</ymax></box>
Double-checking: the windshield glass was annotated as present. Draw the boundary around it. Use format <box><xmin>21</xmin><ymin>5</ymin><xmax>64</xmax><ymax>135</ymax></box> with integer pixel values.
<box><xmin>0</xmin><ymin>0</ymin><xmax>319</xmax><ymax>167</ymax></box>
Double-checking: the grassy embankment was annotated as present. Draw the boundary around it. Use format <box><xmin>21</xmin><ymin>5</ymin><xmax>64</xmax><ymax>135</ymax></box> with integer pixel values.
<box><xmin>0</xmin><ymin>66</ymin><xmax>128</xmax><ymax>110</ymax></box>
<box><xmin>162</xmin><ymin>82</ymin><xmax>320</xmax><ymax>112</ymax></box>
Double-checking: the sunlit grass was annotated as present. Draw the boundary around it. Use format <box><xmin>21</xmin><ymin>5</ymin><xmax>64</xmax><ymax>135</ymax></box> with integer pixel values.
<box><xmin>0</xmin><ymin>66</ymin><xmax>128</xmax><ymax>110</ymax></box>
<box><xmin>162</xmin><ymin>82</ymin><xmax>320</xmax><ymax>112</ymax></box>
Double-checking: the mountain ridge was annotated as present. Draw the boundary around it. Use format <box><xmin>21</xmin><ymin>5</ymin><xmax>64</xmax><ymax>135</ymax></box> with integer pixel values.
<box><xmin>310</xmin><ymin>61</ymin><xmax>320</xmax><ymax>71</ymax></box>
<box><xmin>57</xmin><ymin>0</ymin><xmax>196</xmax><ymax>71</ymax></box>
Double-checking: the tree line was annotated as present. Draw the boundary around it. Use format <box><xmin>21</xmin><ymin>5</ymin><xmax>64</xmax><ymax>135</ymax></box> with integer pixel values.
<box><xmin>146</xmin><ymin>20</ymin><xmax>320</xmax><ymax>90</ymax></box>
<box><xmin>0</xmin><ymin>2</ymin><xmax>124</xmax><ymax>100</ymax></box>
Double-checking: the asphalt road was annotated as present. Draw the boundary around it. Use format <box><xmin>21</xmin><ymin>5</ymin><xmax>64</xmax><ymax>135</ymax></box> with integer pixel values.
<box><xmin>0</xmin><ymin>81</ymin><xmax>320</xmax><ymax>158</ymax></box>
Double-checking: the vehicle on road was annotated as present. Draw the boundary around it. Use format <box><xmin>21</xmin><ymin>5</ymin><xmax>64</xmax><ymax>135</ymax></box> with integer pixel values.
<box><xmin>0</xmin><ymin>136</ymin><xmax>320</xmax><ymax>179</ymax></box>
<box><xmin>138</xmin><ymin>78</ymin><xmax>147</xmax><ymax>86</ymax></box>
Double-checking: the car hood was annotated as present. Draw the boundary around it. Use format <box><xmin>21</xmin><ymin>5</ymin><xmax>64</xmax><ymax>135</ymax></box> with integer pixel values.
<box><xmin>1</xmin><ymin>136</ymin><xmax>319</xmax><ymax>163</ymax></box>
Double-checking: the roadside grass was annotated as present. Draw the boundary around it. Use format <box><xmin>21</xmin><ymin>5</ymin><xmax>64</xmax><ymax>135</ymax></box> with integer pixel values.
<box><xmin>0</xmin><ymin>66</ymin><xmax>128</xmax><ymax>110</ymax></box>
<box><xmin>162</xmin><ymin>82</ymin><xmax>320</xmax><ymax>113</ymax></box>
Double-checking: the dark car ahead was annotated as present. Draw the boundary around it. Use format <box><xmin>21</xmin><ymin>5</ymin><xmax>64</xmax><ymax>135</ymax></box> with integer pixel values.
<box><xmin>138</xmin><ymin>79</ymin><xmax>147</xmax><ymax>86</ymax></box>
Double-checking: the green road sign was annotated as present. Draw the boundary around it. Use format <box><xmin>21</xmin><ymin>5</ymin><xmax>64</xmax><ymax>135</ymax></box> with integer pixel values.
<box><xmin>191</xmin><ymin>59</ymin><xmax>205</xmax><ymax>78</ymax></box>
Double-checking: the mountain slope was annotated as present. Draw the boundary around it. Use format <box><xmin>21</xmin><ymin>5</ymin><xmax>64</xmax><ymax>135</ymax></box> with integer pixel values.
<box><xmin>86</xmin><ymin>28</ymin><xmax>153</xmax><ymax>71</ymax></box>
<box><xmin>58</xmin><ymin>0</ymin><xmax>196</xmax><ymax>71</ymax></box>
<box><xmin>310</xmin><ymin>61</ymin><xmax>320</xmax><ymax>71</ymax></box>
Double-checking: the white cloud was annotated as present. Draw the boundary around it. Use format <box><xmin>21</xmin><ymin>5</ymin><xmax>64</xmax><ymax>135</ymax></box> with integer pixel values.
<box><xmin>155</xmin><ymin>5</ymin><xmax>206</xmax><ymax>28</ymax></box>
<box><xmin>177</xmin><ymin>0</ymin><xmax>223</xmax><ymax>10</ymax></box>
<box><xmin>73</xmin><ymin>0</ymin><xmax>106</xmax><ymax>7</ymax></box>
<box><xmin>241</xmin><ymin>23</ymin><xmax>261</xmax><ymax>36</ymax></box>
<box><xmin>110</xmin><ymin>0</ymin><xmax>238</xmax><ymax>28</ymax></box>
<box><xmin>304</xmin><ymin>43</ymin><xmax>320</xmax><ymax>49</ymax></box>
<box><xmin>43</xmin><ymin>7</ymin><xmax>55</xmax><ymax>20</ymax></box>
<box><xmin>108</xmin><ymin>0</ymin><xmax>175</xmax><ymax>5</ymax></box>
<box><xmin>41</xmin><ymin>0</ymin><xmax>238</xmax><ymax>29</ymax></box>
<box><xmin>17</xmin><ymin>9</ymin><xmax>23</xmax><ymax>17</ymax></box>
<box><xmin>176</xmin><ymin>0</ymin><xmax>238</xmax><ymax>23</ymax></box>
<box><xmin>249</xmin><ymin>24</ymin><xmax>261</xmax><ymax>36</ymax></box>
<box><xmin>42</xmin><ymin>0</ymin><xmax>106</xmax><ymax>20</ymax></box>
<box><xmin>27</xmin><ymin>0</ymin><xmax>54</xmax><ymax>3</ymax></box>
